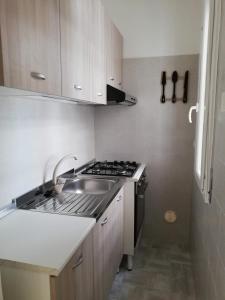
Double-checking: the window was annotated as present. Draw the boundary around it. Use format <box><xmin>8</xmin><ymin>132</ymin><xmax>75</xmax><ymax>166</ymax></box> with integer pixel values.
<box><xmin>189</xmin><ymin>0</ymin><xmax>221</xmax><ymax>203</ymax></box>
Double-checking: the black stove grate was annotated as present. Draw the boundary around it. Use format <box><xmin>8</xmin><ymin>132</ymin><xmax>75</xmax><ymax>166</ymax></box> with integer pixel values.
<box><xmin>81</xmin><ymin>161</ymin><xmax>139</xmax><ymax>177</ymax></box>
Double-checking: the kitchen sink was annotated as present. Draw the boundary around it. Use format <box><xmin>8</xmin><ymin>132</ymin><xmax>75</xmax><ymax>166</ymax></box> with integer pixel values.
<box><xmin>18</xmin><ymin>177</ymin><xmax>122</xmax><ymax>219</ymax></box>
<box><xmin>62</xmin><ymin>178</ymin><xmax>118</xmax><ymax>195</ymax></box>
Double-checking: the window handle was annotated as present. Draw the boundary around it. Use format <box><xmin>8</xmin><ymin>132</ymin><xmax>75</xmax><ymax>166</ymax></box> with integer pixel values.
<box><xmin>188</xmin><ymin>104</ymin><xmax>198</xmax><ymax>123</ymax></box>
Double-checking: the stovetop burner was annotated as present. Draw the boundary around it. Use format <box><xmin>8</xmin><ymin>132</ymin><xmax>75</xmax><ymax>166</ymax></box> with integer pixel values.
<box><xmin>81</xmin><ymin>161</ymin><xmax>139</xmax><ymax>177</ymax></box>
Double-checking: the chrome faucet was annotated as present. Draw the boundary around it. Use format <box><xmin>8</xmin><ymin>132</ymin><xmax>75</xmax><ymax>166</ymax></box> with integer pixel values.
<box><xmin>53</xmin><ymin>154</ymin><xmax>77</xmax><ymax>188</ymax></box>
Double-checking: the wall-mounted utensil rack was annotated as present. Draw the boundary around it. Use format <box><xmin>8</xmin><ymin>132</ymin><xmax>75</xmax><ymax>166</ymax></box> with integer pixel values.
<box><xmin>160</xmin><ymin>70</ymin><xmax>189</xmax><ymax>103</ymax></box>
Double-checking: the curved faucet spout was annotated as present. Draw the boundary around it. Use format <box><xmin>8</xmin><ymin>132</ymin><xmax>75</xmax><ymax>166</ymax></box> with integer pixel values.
<box><xmin>53</xmin><ymin>154</ymin><xmax>77</xmax><ymax>187</ymax></box>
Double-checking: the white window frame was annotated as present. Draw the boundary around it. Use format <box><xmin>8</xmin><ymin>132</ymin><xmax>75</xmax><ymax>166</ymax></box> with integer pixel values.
<box><xmin>191</xmin><ymin>0</ymin><xmax>221</xmax><ymax>203</ymax></box>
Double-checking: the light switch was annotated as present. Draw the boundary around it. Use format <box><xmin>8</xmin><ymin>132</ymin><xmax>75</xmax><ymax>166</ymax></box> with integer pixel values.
<box><xmin>221</xmin><ymin>92</ymin><xmax>225</xmax><ymax>112</ymax></box>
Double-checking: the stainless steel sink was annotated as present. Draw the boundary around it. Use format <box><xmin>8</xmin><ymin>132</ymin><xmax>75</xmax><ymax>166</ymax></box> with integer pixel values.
<box><xmin>62</xmin><ymin>178</ymin><xmax>118</xmax><ymax>195</ymax></box>
<box><xmin>18</xmin><ymin>177</ymin><xmax>122</xmax><ymax>219</ymax></box>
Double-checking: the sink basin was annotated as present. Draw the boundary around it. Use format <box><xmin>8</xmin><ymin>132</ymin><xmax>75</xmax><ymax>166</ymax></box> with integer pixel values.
<box><xmin>62</xmin><ymin>178</ymin><xmax>118</xmax><ymax>195</ymax></box>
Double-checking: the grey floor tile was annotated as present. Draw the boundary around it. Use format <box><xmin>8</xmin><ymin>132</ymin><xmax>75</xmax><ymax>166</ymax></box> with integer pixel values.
<box><xmin>108</xmin><ymin>239</ymin><xmax>196</xmax><ymax>300</ymax></box>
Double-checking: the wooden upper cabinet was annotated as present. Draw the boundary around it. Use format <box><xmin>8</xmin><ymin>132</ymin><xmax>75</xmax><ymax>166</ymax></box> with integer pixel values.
<box><xmin>60</xmin><ymin>0</ymin><xmax>106</xmax><ymax>104</ymax></box>
<box><xmin>105</xmin><ymin>15</ymin><xmax>123</xmax><ymax>89</ymax></box>
<box><xmin>114</xmin><ymin>26</ymin><xmax>123</xmax><ymax>89</ymax></box>
<box><xmin>60</xmin><ymin>0</ymin><xmax>91</xmax><ymax>102</ymax></box>
<box><xmin>0</xmin><ymin>0</ymin><xmax>122</xmax><ymax>104</ymax></box>
<box><xmin>0</xmin><ymin>0</ymin><xmax>61</xmax><ymax>95</ymax></box>
<box><xmin>90</xmin><ymin>0</ymin><xmax>106</xmax><ymax>104</ymax></box>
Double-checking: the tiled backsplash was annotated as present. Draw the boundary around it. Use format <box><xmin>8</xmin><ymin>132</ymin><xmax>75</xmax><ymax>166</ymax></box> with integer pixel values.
<box><xmin>0</xmin><ymin>97</ymin><xmax>95</xmax><ymax>207</ymax></box>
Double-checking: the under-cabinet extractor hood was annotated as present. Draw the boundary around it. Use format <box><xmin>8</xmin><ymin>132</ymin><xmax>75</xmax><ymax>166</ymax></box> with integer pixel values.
<box><xmin>107</xmin><ymin>85</ymin><xmax>137</xmax><ymax>106</ymax></box>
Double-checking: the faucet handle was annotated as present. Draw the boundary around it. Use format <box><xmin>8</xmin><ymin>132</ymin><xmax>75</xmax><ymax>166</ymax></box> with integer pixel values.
<box><xmin>53</xmin><ymin>154</ymin><xmax>78</xmax><ymax>188</ymax></box>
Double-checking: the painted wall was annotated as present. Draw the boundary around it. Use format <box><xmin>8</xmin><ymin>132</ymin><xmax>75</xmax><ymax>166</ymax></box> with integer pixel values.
<box><xmin>191</xmin><ymin>2</ymin><xmax>225</xmax><ymax>298</ymax></box>
<box><xmin>0</xmin><ymin>97</ymin><xmax>95</xmax><ymax>207</ymax></box>
<box><xmin>102</xmin><ymin>0</ymin><xmax>202</xmax><ymax>58</ymax></box>
<box><xmin>95</xmin><ymin>54</ymin><xmax>198</xmax><ymax>245</ymax></box>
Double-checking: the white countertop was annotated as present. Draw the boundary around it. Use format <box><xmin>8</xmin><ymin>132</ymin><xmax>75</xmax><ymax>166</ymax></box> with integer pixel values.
<box><xmin>0</xmin><ymin>210</ymin><xmax>95</xmax><ymax>276</ymax></box>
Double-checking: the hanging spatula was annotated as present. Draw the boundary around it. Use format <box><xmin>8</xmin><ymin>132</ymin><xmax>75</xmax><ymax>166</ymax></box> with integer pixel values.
<box><xmin>172</xmin><ymin>71</ymin><xmax>178</xmax><ymax>103</ymax></box>
<box><xmin>161</xmin><ymin>71</ymin><xmax>166</xmax><ymax>103</ymax></box>
<box><xmin>183</xmin><ymin>71</ymin><xmax>189</xmax><ymax>103</ymax></box>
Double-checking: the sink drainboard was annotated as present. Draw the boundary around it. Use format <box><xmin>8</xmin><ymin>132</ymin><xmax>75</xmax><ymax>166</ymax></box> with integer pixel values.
<box><xmin>20</xmin><ymin>192</ymin><xmax>105</xmax><ymax>217</ymax></box>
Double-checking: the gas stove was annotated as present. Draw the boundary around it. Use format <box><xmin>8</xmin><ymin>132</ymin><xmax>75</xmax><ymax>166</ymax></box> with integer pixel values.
<box><xmin>81</xmin><ymin>161</ymin><xmax>139</xmax><ymax>177</ymax></box>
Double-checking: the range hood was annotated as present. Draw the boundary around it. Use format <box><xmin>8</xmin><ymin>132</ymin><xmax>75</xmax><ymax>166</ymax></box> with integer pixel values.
<box><xmin>107</xmin><ymin>85</ymin><xmax>137</xmax><ymax>106</ymax></box>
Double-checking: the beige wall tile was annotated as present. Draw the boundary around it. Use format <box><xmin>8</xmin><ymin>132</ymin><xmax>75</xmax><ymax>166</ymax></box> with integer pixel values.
<box><xmin>95</xmin><ymin>54</ymin><xmax>198</xmax><ymax>245</ymax></box>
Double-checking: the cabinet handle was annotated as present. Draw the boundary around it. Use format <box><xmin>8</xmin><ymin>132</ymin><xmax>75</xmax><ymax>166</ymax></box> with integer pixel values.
<box><xmin>30</xmin><ymin>72</ymin><xmax>46</xmax><ymax>80</ymax></box>
<box><xmin>74</xmin><ymin>85</ymin><xmax>83</xmax><ymax>90</ymax></box>
<box><xmin>117</xmin><ymin>195</ymin><xmax>122</xmax><ymax>202</ymax></box>
<box><xmin>101</xmin><ymin>217</ymin><xmax>108</xmax><ymax>226</ymax></box>
<box><xmin>72</xmin><ymin>254</ymin><xmax>83</xmax><ymax>269</ymax></box>
<box><xmin>110</xmin><ymin>77</ymin><xmax>115</xmax><ymax>81</ymax></box>
<box><xmin>118</xmin><ymin>82</ymin><xmax>122</xmax><ymax>86</ymax></box>
<box><xmin>97</xmin><ymin>92</ymin><xmax>103</xmax><ymax>97</ymax></box>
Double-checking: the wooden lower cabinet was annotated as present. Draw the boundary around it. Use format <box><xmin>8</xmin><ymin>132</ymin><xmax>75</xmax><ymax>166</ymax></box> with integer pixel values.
<box><xmin>50</xmin><ymin>230</ymin><xmax>94</xmax><ymax>300</ymax></box>
<box><xmin>0</xmin><ymin>189</ymin><xmax>124</xmax><ymax>300</ymax></box>
<box><xmin>93</xmin><ymin>188</ymin><xmax>124</xmax><ymax>300</ymax></box>
<box><xmin>51</xmin><ymin>188</ymin><xmax>124</xmax><ymax>300</ymax></box>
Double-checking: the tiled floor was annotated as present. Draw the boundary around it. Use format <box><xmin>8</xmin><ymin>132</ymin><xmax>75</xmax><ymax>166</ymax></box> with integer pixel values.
<box><xmin>109</xmin><ymin>239</ymin><xmax>196</xmax><ymax>300</ymax></box>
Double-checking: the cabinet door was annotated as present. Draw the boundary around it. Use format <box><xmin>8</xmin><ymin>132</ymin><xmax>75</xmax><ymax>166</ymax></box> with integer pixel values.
<box><xmin>60</xmin><ymin>0</ymin><xmax>91</xmax><ymax>101</ymax></box>
<box><xmin>105</xmin><ymin>18</ymin><xmax>123</xmax><ymax>89</ymax></box>
<box><xmin>90</xmin><ymin>0</ymin><xmax>106</xmax><ymax>104</ymax></box>
<box><xmin>0</xmin><ymin>0</ymin><xmax>61</xmax><ymax>95</ymax></box>
<box><xmin>93</xmin><ymin>213</ymin><xmax>106</xmax><ymax>300</ymax></box>
<box><xmin>113</xmin><ymin>27</ymin><xmax>123</xmax><ymax>89</ymax></box>
<box><xmin>113</xmin><ymin>188</ymin><xmax>124</xmax><ymax>271</ymax></box>
<box><xmin>102</xmin><ymin>203</ymin><xmax>117</xmax><ymax>299</ymax></box>
<box><xmin>93</xmin><ymin>201</ymin><xmax>115</xmax><ymax>300</ymax></box>
<box><xmin>93</xmin><ymin>190</ymin><xmax>124</xmax><ymax>300</ymax></box>
<box><xmin>105</xmin><ymin>15</ymin><xmax>115</xmax><ymax>87</ymax></box>
<box><xmin>50</xmin><ymin>230</ymin><xmax>94</xmax><ymax>300</ymax></box>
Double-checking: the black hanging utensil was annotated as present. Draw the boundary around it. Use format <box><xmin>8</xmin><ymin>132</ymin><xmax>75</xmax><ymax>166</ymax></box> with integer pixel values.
<box><xmin>172</xmin><ymin>71</ymin><xmax>178</xmax><ymax>103</ymax></box>
<box><xmin>161</xmin><ymin>71</ymin><xmax>166</xmax><ymax>103</ymax></box>
<box><xmin>183</xmin><ymin>71</ymin><xmax>189</xmax><ymax>103</ymax></box>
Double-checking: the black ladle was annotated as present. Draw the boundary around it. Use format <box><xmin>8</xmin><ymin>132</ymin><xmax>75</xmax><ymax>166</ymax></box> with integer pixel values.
<box><xmin>161</xmin><ymin>71</ymin><xmax>166</xmax><ymax>103</ymax></box>
<box><xmin>172</xmin><ymin>71</ymin><xmax>178</xmax><ymax>103</ymax></box>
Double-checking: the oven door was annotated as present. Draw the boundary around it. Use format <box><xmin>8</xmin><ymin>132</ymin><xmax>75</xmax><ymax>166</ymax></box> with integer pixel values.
<box><xmin>134</xmin><ymin>182</ymin><xmax>148</xmax><ymax>247</ymax></box>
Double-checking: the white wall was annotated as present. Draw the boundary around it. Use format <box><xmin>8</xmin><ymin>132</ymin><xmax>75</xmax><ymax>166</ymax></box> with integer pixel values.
<box><xmin>102</xmin><ymin>0</ymin><xmax>202</xmax><ymax>58</ymax></box>
<box><xmin>0</xmin><ymin>96</ymin><xmax>95</xmax><ymax>207</ymax></box>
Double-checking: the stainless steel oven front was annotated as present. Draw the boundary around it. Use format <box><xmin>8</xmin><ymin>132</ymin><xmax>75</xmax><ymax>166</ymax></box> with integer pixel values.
<box><xmin>134</xmin><ymin>172</ymin><xmax>148</xmax><ymax>247</ymax></box>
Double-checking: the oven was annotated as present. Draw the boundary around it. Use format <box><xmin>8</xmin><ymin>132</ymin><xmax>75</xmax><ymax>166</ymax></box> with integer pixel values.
<box><xmin>134</xmin><ymin>172</ymin><xmax>148</xmax><ymax>247</ymax></box>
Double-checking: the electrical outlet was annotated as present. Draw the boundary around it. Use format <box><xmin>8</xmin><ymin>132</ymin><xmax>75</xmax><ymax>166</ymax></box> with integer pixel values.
<box><xmin>221</xmin><ymin>92</ymin><xmax>225</xmax><ymax>112</ymax></box>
